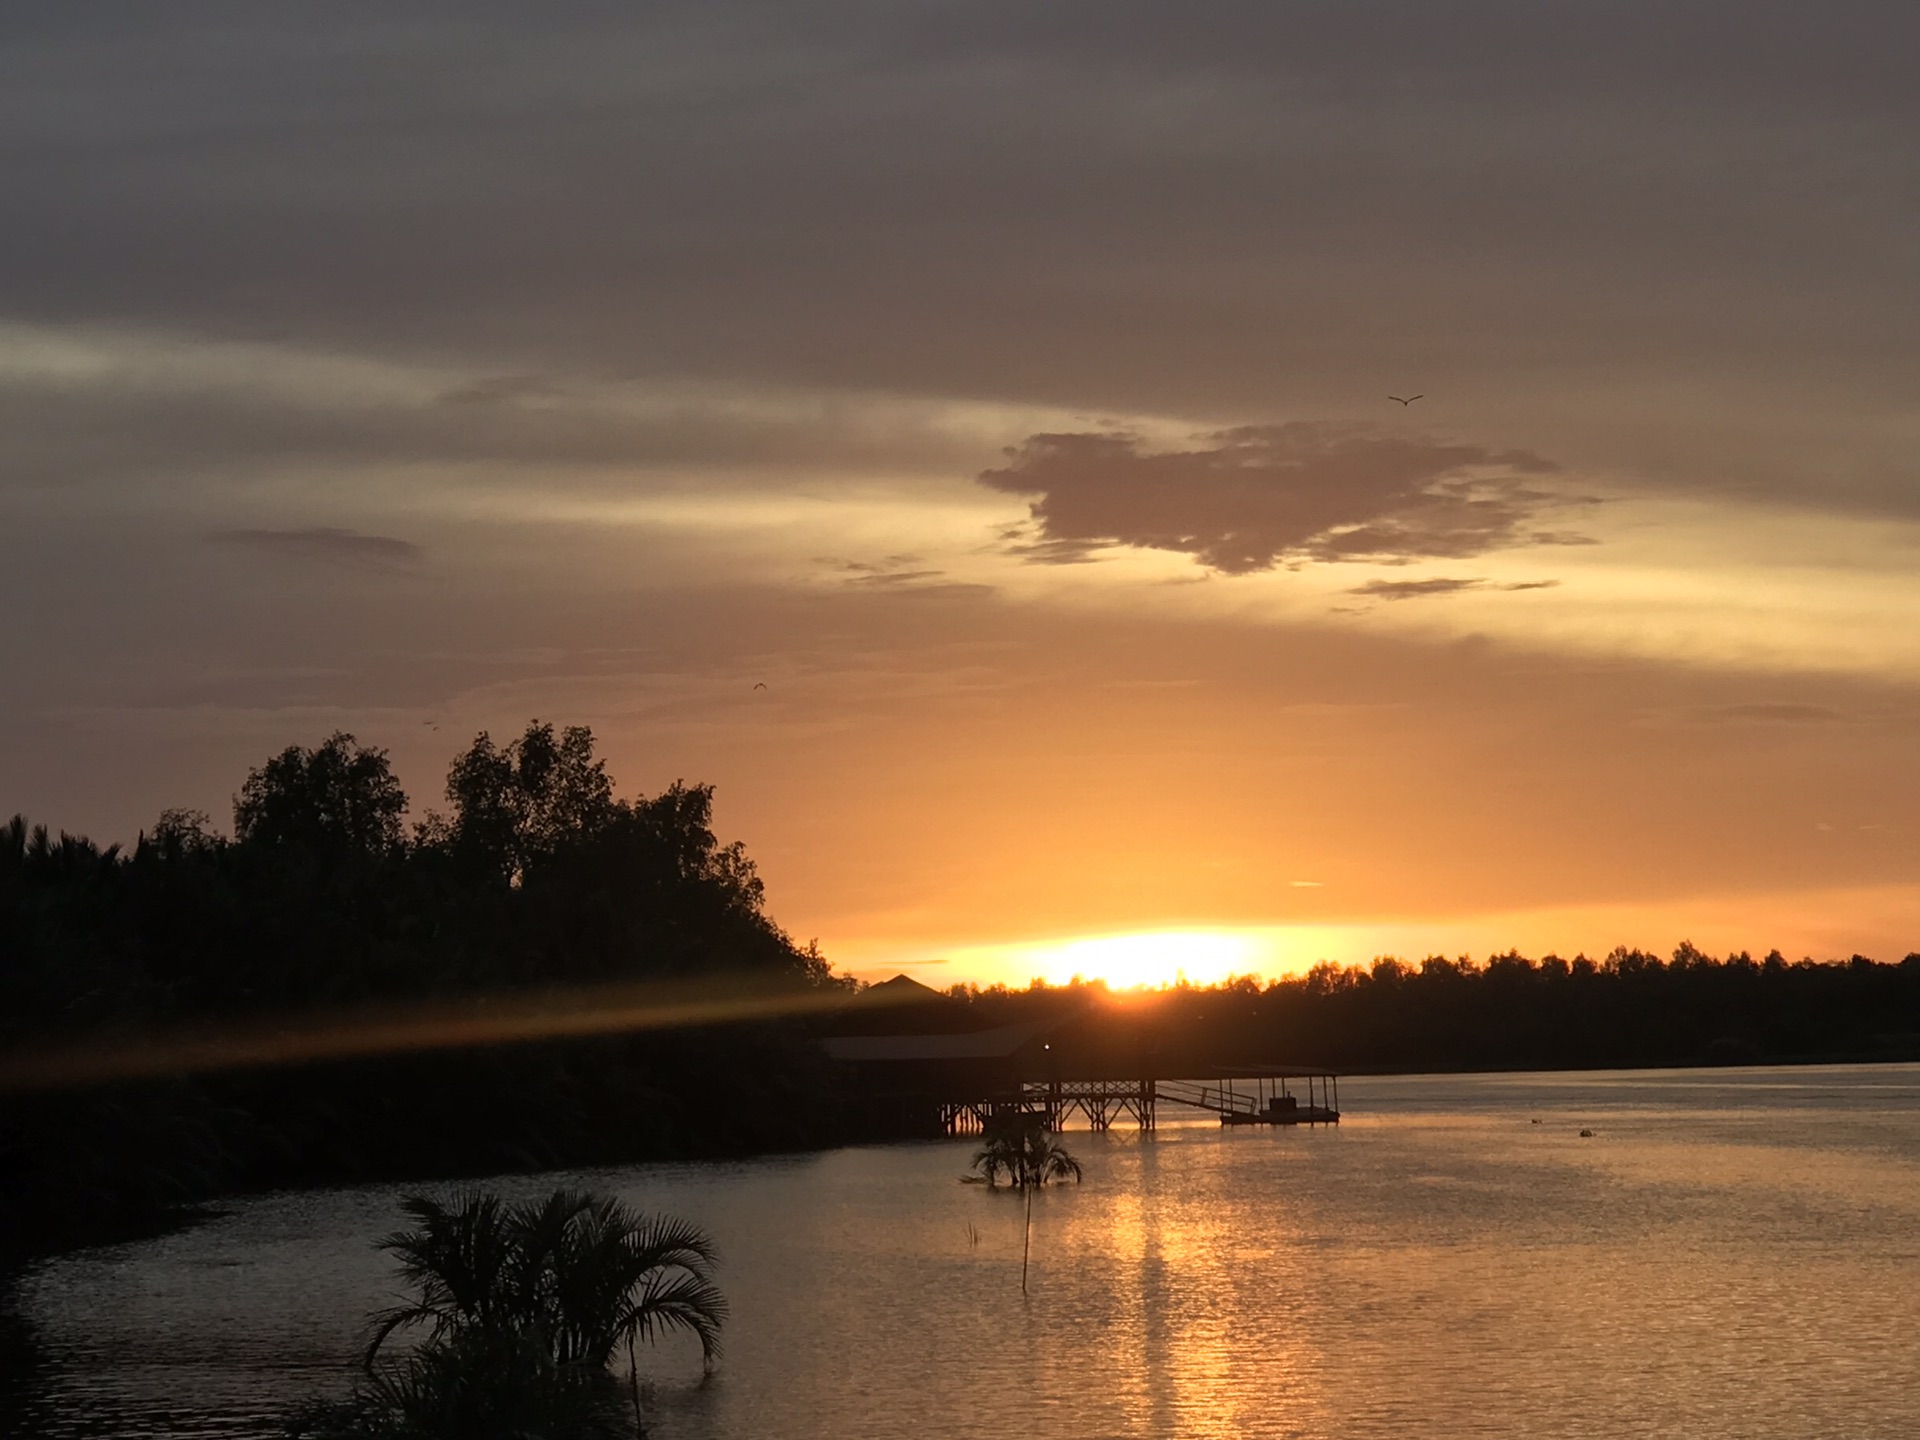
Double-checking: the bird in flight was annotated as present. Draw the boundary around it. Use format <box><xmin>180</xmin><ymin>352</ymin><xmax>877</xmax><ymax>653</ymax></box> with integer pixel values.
<box><xmin>1388</xmin><ymin>394</ymin><xmax>1423</xmax><ymax>406</ymax></box>
<box><xmin>753</xmin><ymin>682</ymin><xmax>768</xmax><ymax>690</ymax></box>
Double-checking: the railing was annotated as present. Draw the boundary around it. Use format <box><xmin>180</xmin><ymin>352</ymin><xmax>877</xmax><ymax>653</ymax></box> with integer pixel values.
<box><xmin>1155</xmin><ymin>1079</ymin><xmax>1263</xmax><ymax>1118</ymax></box>
<box><xmin>940</xmin><ymin>1075</ymin><xmax>1337</xmax><ymax>1134</ymax></box>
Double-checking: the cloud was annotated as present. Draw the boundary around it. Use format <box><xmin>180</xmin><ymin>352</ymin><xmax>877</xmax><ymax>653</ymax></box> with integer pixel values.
<box><xmin>1705</xmin><ymin>703</ymin><xmax>1846</xmax><ymax>725</ymax></box>
<box><xmin>1351</xmin><ymin>577</ymin><xmax>1484</xmax><ymax>600</ymax></box>
<box><xmin>836</xmin><ymin>555</ymin><xmax>938</xmax><ymax>585</ymax></box>
<box><xmin>0</xmin><ymin>321</ymin><xmax>1075</xmax><ymax>495</ymax></box>
<box><xmin>979</xmin><ymin>424</ymin><xmax>1571</xmax><ymax>574</ymax></box>
<box><xmin>822</xmin><ymin>557</ymin><xmax>996</xmax><ymax>601</ymax></box>
<box><xmin>1348</xmin><ymin>577</ymin><xmax>1564</xmax><ymax>600</ymax></box>
<box><xmin>206</xmin><ymin>526</ymin><xmax>422</xmax><ymax>567</ymax></box>
<box><xmin>849</xmin><ymin>570</ymin><xmax>946</xmax><ymax>586</ymax></box>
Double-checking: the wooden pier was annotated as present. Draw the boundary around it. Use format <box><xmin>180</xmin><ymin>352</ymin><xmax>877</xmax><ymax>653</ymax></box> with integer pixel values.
<box><xmin>820</xmin><ymin>976</ymin><xmax>1340</xmax><ymax>1140</ymax></box>
<box><xmin>940</xmin><ymin>1070</ymin><xmax>1340</xmax><ymax>1135</ymax></box>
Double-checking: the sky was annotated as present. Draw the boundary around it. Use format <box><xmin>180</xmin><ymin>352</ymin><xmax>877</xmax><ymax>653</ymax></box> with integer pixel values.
<box><xmin>4</xmin><ymin>3</ymin><xmax>1919</xmax><ymax>985</ymax></box>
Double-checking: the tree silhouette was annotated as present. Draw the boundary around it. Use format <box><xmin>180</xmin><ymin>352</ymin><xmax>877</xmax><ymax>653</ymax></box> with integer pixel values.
<box><xmin>436</xmin><ymin>722</ymin><xmax>615</xmax><ymax>887</ymax></box>
<box><xmin>234</xmin><ymin>733</ymin><xmax>406</xmax><ymax>860</ymax></box>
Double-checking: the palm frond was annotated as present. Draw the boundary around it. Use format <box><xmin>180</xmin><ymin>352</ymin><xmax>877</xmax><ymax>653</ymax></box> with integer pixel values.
<box><xmin>350</xmin><ymin>1184</ymin><xmax>729</xmax><ymax>1401</ymax></box>
<box><xmin>622</xmin><ymin>1270</ymin><xmax>729</xmax><ymax>1368</ymax></box>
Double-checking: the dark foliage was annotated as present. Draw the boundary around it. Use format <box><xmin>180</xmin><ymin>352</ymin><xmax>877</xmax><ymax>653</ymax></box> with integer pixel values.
<box><xmin>288</xmin><ymin>1187</ymin><xmax>723</xmax><ymax>1440</ymax></box>
<box><xmin>0</xmin><ymin>723</ymin><xmax>846</xmax><ymax>1256</ymax></box>
<box><xmin>286</xmin><ymin>1327</ymin><xmax>633</xmax><ymax>1440</ymax></box>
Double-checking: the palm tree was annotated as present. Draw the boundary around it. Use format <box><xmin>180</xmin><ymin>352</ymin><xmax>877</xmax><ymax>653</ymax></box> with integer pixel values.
<box><xmin>970</xmin><ymin>1114</ymin><xmax>1083</xmax><ymax>1190</ymax></box>
<box><xmin>968</xmin><ymin>1114</ymin><xmax>1083</xmax><ymax>1297</ymax></box>
<box><xmin>306</xmin><ymin>1187</ymin><xmax>726</xmax><ymax>1438</ymax></box>
<box><xmin>365</xmin><ymin>1189</ymin><xmax>725</xmax><ymax>1371</ymax></box>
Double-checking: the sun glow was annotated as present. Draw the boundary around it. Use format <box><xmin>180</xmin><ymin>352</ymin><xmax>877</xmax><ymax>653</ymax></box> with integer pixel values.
<box><xmin>840</xmin><ymin>881</ymin><xmax>1920</xmax><ymax>992</ymax></box>
<box><xmin>931</xmin><ymin>928</ymin><xmax>1284</xmax><ymax>990</ymax></box>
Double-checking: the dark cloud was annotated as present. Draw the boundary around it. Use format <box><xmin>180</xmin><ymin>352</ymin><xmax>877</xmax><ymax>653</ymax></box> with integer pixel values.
<box><xmin>1352</xmin><ymin>578</ymin><xmax>1485</xmax><ymax>600</ymax></box>
<box><xmin>1706</xmin><ymin>703</ymin><xmax>1847</xmax><ymax>725</ymax></box>
<box><xmin>206</xmin><ymin>527</ymin><xmax>421</xmax><ymax>567</ymax></box>
<box><xmin>849</xmin><ymin>570</ymin><xmax>945</xmax><ymax>586</ymax></box>
<box><xmin>996</xmin><ymin>524</ymin><xmax>1107</xmax><ymax>567</ymax></box>
<box><xmin>980</xmin><ymin>425</ymin><xmax>1568</xmax><ymax>573</ymax></box>
<box><xmin>1348</xmin><ymin>577</ymin><xmax>1563</xmax><ymax>601</ymax></box>
<box><xmin>831</xmin><ymin>557</ymin><xmax>994</xmax><ymax>600</ymax></box>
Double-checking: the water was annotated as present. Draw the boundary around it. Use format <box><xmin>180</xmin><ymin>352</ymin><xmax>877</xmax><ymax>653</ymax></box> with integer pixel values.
<box><xmin>10</xmin><ymin>1065</ymin><xmax>1920</xmax><ymax>1439</ymax></box>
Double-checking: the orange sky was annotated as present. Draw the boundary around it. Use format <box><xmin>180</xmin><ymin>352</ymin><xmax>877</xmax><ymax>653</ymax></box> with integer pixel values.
<box><xmin>2</xmin><ymin>7</ymin><xmax>1918</xmax><ymax>986</ymax></box>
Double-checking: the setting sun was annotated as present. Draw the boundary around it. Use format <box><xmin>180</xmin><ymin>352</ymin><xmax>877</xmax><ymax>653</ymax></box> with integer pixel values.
<box><xmin>933</xmin><ymin>928</ymin><xmax>1280</xmax><ymax>990</ymax></box>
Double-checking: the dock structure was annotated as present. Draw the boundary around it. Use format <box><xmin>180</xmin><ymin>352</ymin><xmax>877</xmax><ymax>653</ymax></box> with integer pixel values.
<box><xmin>819</xmin><ymin>973</ymin><xmax>1340</xmax><ymax>1137</ymax></box>
<box><xmin>939</xmin><ymin>1072</ymin><xmax>1340</xmax><ymax>1135</ymax></box>
<box><xmin>942</xmin><ymin>1078</ymin><xmax>1157</xmax><ymax>1135</ymax></box>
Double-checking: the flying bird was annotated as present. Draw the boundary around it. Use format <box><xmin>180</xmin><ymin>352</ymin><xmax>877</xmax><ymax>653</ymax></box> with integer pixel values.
<box><xmin>1388</xmin><ymin>394</ymin><xmax>1424</xmax><ymax>406</ymax></box>
<box><xmin>753</xmin><ymin>682</ymin><xmax>768</xmax><ymax>690</ymax></box>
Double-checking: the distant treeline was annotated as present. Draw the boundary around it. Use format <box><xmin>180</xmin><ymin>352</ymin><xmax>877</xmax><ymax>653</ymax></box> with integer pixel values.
<box><xmin>945</xmin><ymin>947</ymin><xmax>1920</xmax><ymax>1077</ymax></box>
<box><xmin>1</xmin><ymin>724</ymin><xmax>848</xmax><ymax>1257</ymax></box>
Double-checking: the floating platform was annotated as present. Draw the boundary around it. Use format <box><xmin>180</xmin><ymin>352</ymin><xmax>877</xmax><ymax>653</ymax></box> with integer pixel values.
<box><xmin>1220</xmin><ymin>1103</ymin><xmax>1341</xmax><ymax>1126</ymax></box>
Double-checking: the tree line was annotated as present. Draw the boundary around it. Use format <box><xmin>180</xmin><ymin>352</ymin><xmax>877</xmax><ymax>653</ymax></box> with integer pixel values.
<box><xmin>1</xmin><ymin>723</ymin><xmax>847</xmax><ymax>1257</ymax></box>
<box><xmin>945</xmin><ymin>945</ymin><xmax>1920</xmax><ymax>1076</ymax></box>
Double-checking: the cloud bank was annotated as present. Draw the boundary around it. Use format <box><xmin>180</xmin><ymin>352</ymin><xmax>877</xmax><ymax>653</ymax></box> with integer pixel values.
<box><xmin>980</xmin><ymin>424</ymin><xmax>1570</xmax><ymax>574</ymax></box>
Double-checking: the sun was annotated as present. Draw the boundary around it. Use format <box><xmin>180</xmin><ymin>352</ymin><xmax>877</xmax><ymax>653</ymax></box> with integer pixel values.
<box><xmin>866</xmin><ymin>923</ymin><xmax>1429</xmax><ymax>991</ymax></box>
<box><xmin>970</xmin><ymin>928</ymin><xmax>1272</xmax><ymax>990</ymax></box>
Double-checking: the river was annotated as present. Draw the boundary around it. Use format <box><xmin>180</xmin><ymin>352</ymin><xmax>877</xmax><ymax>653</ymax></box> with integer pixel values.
<box><xmin>9</xmin><ymin>1064</ymin><xmax>1920</xmax><ymax>1438</ymax></box>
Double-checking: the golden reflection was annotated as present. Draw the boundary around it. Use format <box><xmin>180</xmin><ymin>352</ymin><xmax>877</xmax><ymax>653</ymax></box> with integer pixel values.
<box><xmin>1026</xmin><ymin>1131</ymin><xmax>1329</xmax><ymax>1437</ymax></box>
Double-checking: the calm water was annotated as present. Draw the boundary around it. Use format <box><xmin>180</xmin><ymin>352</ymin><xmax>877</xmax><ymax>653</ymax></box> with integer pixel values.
<box><xmin>9</xmin><ymin>1065</ymin><xmax>1920</xmax><ymax>1439</ymax></box>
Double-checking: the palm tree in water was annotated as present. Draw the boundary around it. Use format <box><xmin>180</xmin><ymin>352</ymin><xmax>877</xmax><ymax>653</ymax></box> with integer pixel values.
<box><xmin>968</xmin><ymin>1113</ymin><xmax>1083</xmax><ymax>1297</ymax></box>
<box><xmin>970</xmin><ymin>1112</ymin><xmax>1083</xmax><ymax>1189</ymax></box>
<box><xmin>365</xmin><ymin>1189</ymin><xmax>726</xmax><ymax>1372</ymax></box>
<box><xmin>289</xmin><ymin>1187</ymin><xmax>724</xmax><ymax>1439</ymax></box>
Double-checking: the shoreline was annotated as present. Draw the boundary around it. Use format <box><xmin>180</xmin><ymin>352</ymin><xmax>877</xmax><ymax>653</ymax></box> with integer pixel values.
<box><xmin>13</xmin><ymin>1053</ymin><xmax>1916</xmax><ymax>1267</ymax></box>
